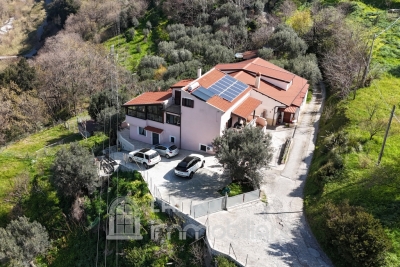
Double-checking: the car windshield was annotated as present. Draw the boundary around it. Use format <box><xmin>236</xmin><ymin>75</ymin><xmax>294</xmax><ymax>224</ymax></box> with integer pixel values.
<box><xmin>148</xmin><ymin>152</ymin><xmax>158</xmax><ymax>159</ymax></box>
<box><xmin>169</xmin><ymin>145</ymin><xmax>177</xmax><ymax>150</ymax></box>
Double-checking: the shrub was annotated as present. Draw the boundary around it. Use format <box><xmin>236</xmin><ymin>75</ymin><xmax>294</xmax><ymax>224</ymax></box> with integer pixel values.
<box><xmin>124</xmin><ymin>28</ymin><xmax>135</xmax><ymax>42</ymax></box>
<box><xmin>213</xmin><ymin>255</ymin><xmax>236</xmax><ymax>267</ymax></box>
<box><xmin>258</xmin><ymin>47</ymin><xmax>274</xmax><ymax>60</ymax></box>
<box><xmin>132</xmin><ymin>17</ymin><xmax>139</xmax><ymax>28</ymax></box>
<box><xmin>323</xmin><ymin>200</ymin><xmax>391</xmax><ymax>267</ymax></box>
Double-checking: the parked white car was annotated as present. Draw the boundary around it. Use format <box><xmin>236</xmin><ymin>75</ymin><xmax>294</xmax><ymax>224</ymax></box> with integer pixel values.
<box><xmin>174</xmin><ymin>154</ymin><xmax>205</xmax><ymax>179</ymax></box>
<box><xmin>128</xmin><ymin>148</ymin><xmax>161</xmax><ymax>169</ymax></box>
<box><xmin>151</xmin><ymin>143</ymin><xmax>179</xmax><ymax>158</ymax></box>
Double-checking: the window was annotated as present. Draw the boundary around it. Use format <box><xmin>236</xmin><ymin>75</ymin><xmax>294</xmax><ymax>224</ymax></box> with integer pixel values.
<box><xmin>170</xmin><ymin>136</ymin><xmax>175</xmax><ymax>143</ymax></box>
<box><xmin>126</xmin><ymin>106</ymin><xmax>146</xmax><ymax>120</ymax></box>
<box><xmin>182</xmin><ymin>98</ymin><xmax>194</xmax><ymax>108</ymax></box>
<box><xmin>138</xmin><ymin>127</ymin><xmax>146</xmax><ymax>136</ymax></box>
<box><xmin>146</xmin><ymin>105</ymin><xmax>163</xmax><ymax>123</ymax></box>
<box><xmin>166</xmin><ymin>114</ymin><xmax>180</xmax><ymax>125</ymax></box>
<box><xmin>200</xmin><ymin>144</ymin><xmax>207</xmax><ymax>152</ymax></box>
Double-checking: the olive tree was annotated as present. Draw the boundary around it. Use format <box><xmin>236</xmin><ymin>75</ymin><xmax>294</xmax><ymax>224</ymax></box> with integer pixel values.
<box><xmin>212</xmin><ymin>127</ymin><xmax>273</xmax><ymax>188</ymax></box>
<box><xmin>0</xmin><ymin>216</ymin><xmax>50</xmax><ymax>267</ymax></box>
<box><xmin>51</xmin><ymin>142</ymin><xmax>98</xmax><ymax>198</ymax></box>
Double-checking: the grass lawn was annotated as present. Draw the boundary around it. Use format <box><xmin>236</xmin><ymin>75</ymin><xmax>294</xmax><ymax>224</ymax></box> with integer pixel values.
<box><xmin>305</xmin><ymin>2</ymin><xmax>400</xmax><ymax>266</ymax></box>
<box><xmin>0</xmin><ymin>117</ymin><xmax>108</xmax><ymax>227</ymax></box>
<box><xmin>103</xmin><ymin>7</ymin><xmax>168</xmax><ymax>72</ymax></box>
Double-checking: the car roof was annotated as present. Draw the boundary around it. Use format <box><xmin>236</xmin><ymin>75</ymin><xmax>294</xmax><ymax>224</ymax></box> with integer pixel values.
<box><xmin>156</xmin><ymin>143</ymin><xmax>176</xmax><ymax>147</ymax></box>
<box><xmin>128</xmin><ymin>148</ymin><xmax>157</xmax><ymax>155</ymax></box>
<box><xmin>182</xmin><ymin>156</ymin><xmax>196</xmax><ymax>163</ymax></box>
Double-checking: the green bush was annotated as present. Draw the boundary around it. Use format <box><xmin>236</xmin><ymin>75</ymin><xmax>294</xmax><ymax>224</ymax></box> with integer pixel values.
<box><xmin>323</xmin><ymin>200</ymin><xmax>391</xmax><ymax>267</ymax></box>
<box><xmin>213</xmin><ymin>255</ymin><xmax>237</xmax><ymax>267</ymax></box>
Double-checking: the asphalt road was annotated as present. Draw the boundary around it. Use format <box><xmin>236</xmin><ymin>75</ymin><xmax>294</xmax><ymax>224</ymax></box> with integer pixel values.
<box><xmin>199</xmin><ymin>84</ymin><xmax>334</xmax><ymax>266</ymax></box>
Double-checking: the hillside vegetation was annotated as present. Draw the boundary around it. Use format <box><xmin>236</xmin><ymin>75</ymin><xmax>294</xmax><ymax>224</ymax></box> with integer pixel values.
<box><xmin>0</xmin><ymin>0</ymin><xmax>46</xmax><ymax>55</ymax></box>
<box><xmin>305</xmin><ymin>1</ymin><xmax>400</xmax><ymax>266</ymax></box>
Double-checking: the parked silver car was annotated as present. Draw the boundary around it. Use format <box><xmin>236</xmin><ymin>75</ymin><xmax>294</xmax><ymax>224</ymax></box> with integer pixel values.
<box><xmin>151</xmin><ymin>143</ymin><xmax>179</xmax><ymax>159</ymax></box>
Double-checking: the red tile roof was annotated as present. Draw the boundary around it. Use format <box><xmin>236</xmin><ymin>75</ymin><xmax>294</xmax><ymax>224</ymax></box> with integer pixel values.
<box><xmin>216</xmin><ymin>58</ymin><xmax>309</xmax><ymax>108</ymax></box>
<box><xmin>171</xmin><ymin>79</ymin><xmax>194</xmax><ymax>88</ymax></box>
<box><xmin>123</xmin><ymin>91</ymin><xmax>172</xmax><ymax>106</ymax></box>
<box><xmin>278</xmin><ymin>106</ymin><xmax>298</xmax><ymax>114</ymax></box>
<box><xmin>144</xmin><ymin>126</ymin><xmax>163</xmax><ymax>134</ymax></box>
<box><xmin>196</xmin><ymin>69</ymin><xmax>225</xmax><ymax>88</ymax></box>
<box><xmin>232</xmin><ymin>97</ymin><xmax>262</xmax><ymax>118</ymax></box>
<box><xmin>207</xmin><ymin>87</ymin><xmax>252</xmax><ymax>112</ymax></box>
<box><xmin>292</xmin><ymin>83</ymin><xmax>309</xmax><ymax>107</ymax></box>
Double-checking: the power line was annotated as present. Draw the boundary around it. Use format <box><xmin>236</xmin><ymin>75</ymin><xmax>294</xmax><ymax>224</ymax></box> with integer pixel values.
<box><xmin>373</xmin><ymin>82</ymin><xmax>400</xmax><ymax>123</ymax></box>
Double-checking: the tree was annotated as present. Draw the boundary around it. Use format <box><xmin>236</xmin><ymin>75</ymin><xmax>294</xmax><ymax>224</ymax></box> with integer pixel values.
<box><xmin>0</xmin><ymin>216</ymin><xmax>50</xmax><ymax>267</ymax></box>
<box><xmin>320</xmin><ymin>25</ymin><xmax>369</xmax><ymax>99</ymax></box>
<box><xmin>286</xmin><ymin>54</ymin><xmax>322</xmax><ymax>86</ymax></box>
<box><xmin>362</xmin><ymin>119</ymin><xmax>387</xmax><ymax>140</ymax></box>
<box><xmin>51</xmin><ymin>142</ymin><xmax>98</xmax><ymax>198</ymax></box>
<box><xmin>132</xmin><ymin>17</ymin><xmax>139</xmax><ymax>27</ymax></box>
<box><xmin>146</xmin><ymin>21</ymin><xmax>152</xmax><ymax>30</ymax></box>
<box><xmin>257</xmin><ymin>47</ymin><xmax>274</xmax><ymax>60</ymax></box>
<box><xmin>268</xmin><ymin>24</ymin><xmax>308</xmax><ymax>59</ymax></box>
<box><xmin>212</xmin><ymin>127</ymin><xmax>273</xmax><ymax>188</ymax></box>
<box><xmin>286</xmin><ymin>10</ymin><xmax>313</xmax><ymax>36</ymax></box>
<box><xmin>323</xmin><ymin>200</ymin><xmax>391</xmax><ymax>267</ymax></box>
<box><xmin>0</xmin><ymin>58</ymin><xmax>37</xmax><ymax>92</ymax></box>
<box><xmin>48</xmin><ymin>0</ymin><xmax>80</xmax><ymax>27</ymax></box>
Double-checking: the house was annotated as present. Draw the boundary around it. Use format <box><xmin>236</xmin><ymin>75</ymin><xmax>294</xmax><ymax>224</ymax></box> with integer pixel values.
<box><xmin>122</xmin><ymin>57</ymin><xmax>309</xmax><ymax>152</ymax></box>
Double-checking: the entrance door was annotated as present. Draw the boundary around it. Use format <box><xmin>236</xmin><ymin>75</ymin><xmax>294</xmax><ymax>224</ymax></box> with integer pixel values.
<box><xmin>175</xmin><ymin>91</ymin><xmax>181</xmax><ymax>105</ymax></box>
<box><xmin>283</xmin><ymin>112</ymin><xmax>292</xmax><ymax>123</ymax></box>
<box><xmin>152</xmin><ymin>132</ymin><xmax>159</xmax><ymax>145</ymax></box>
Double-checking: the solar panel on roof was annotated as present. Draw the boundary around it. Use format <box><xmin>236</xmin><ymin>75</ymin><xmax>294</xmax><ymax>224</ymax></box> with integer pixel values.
<box><xmin>206</xmin><ymin>75</ymin><xmax>249</xmax><ymax>102</ymax></box>
<box><xmin>197</xmin><ymin>87</ymin><xmax>215</xmax><ymax>97</ymax></box>
<box><xmin>192</xmin><ymin>89</ymin><xmax>212</xmax><ymax>101</ymax></box>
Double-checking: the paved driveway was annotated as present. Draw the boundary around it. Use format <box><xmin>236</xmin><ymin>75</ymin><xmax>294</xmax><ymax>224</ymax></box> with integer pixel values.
<box><xmin>197</xmin><ymin>84</ymin><xmax>333</xmax><ymax>266</ymax></box>
<box><xmin>110</xmin><ymin>148</ymin><xmax>228</xmax><ymax>214</ymax></box>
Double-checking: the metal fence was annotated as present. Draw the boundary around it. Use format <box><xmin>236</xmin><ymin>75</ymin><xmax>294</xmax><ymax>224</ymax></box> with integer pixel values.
<box><xmin>190</xmin><ymin>189</ymin><xmax>260</xmax><ymax>218</ymax></box>
<box><xmin>190</xmin><ymin>197</ymin><xmax>225</xmax><ymax>218</ymax></box>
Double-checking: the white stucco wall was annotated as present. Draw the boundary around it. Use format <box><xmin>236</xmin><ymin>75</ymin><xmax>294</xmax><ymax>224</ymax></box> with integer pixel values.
<box><xmin>262</xmin><ymin>77</ymin><xmax>290</xmax><ymax>90</ymax></box>
<box><xmin>180</xmin><ymin>90</ymin><xmax>223</xmax><ymax>152</ymax></box>
<box><xmin>250</xmin><ymin>91</ymin><xmax>284</xmax><ymax>125</ymax></box>
<box><xmin>219</xmin><ymin>91</ymin><xmax>251</xmax><ymax>133</ymax></box>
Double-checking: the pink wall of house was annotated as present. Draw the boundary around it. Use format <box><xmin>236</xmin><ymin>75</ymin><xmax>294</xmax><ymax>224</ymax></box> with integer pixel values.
<box><xmin>125</xmin><ymin>115</ymin><xmax>181</xmax><ymax>147</ymax></box>
<box><xmin>219</xmin><ymin>91</ymin><xmax>251</xmax><ymax>133</ymax></box>
<box><xmin>180</xmin><ymin>90</ymin><xmax>223</xmax><ymax>152</ymax></box>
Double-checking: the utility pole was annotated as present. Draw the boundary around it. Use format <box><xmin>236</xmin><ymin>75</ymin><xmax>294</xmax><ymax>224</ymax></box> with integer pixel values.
<box><xmin>377</xmin><ymin>105</ymin><xmax>395</xmax><ymax>165</ymax></box>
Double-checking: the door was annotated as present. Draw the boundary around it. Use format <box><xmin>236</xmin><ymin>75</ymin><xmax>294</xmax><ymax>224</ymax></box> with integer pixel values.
<box><xmin>134</xmin><ymin>152</ymin><xmax>143</xmax><ymax>163</ymax></box>
<box><xmin>175</xmin><ymin>91</ymin><xmax>181</xmax><ymax>105</ymax></box>
<box><xmin>152</xmin><ymin>132</ymin><xmax>159</xmax><ymax>145</ymax></box>
<box><xmin>283</xmin><ymin>112</ymin><xmax>292</xmax><ymax>123</ymax></box>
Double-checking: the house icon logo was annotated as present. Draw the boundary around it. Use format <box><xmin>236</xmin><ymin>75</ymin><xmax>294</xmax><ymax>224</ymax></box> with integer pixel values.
<box><xmin>106</xmin><ymin>196</ymin><xmax>143</xmax><ymax>240</ymax></box>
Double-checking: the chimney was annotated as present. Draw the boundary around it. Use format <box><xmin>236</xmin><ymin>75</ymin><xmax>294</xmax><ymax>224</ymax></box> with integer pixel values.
<box><xmin>197</xmin><ymin>68</ymin><xmax>202</xmax><ymax>78</ymax></box>
<box><xmin>255</xmin><ymin>72</ymin><xmax>261</xmax><ymax>89</ymax></box>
